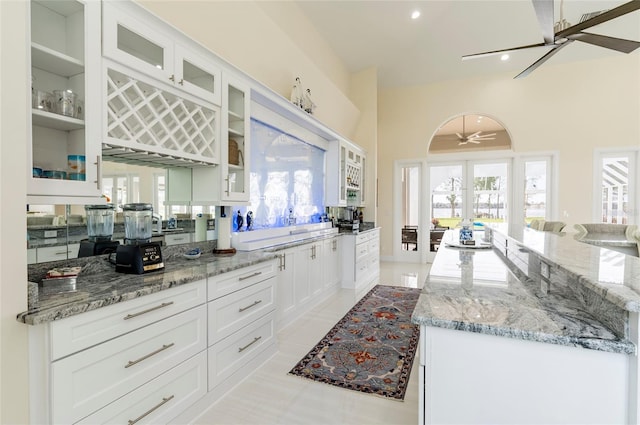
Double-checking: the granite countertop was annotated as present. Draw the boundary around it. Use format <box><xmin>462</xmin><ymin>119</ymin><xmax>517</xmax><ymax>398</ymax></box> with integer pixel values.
<box><xmin>19</xmin><ymin>229</ymin><xmax>347</xmax><ymax>326</ymax></box>
<box><xmin>411</xmin><ymin>234</ymin><xmax>635</xmax><ymax>355</ymax></box>
<box><xmin>574</xmin><ymin>232</ymin><xmax>637</xmax><ymax>248</ymax></box>
<box><xmin>504</xmin><ymin>226</ymin><xmax>640</xmax><ymax>312</ymax></box>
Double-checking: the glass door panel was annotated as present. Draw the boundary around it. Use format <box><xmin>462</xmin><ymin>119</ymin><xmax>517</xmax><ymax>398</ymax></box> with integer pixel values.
<box><xmin>116</xmin><ymin>24</ymin><xmax>165</xmax><ymax>69</ymax></box>
<box><xmin>471</xmin><ymin>162</ymin><xmax>508</xmax><ymax>225</ymax></box>
<box><xmin>524</xmin><ymin>160</ymin><xmax>548</xmax><ymax>225</ymax></box>
<box><xmin>401</xmin><ymin>165</ymin><xmax>420</xmax><ymax>252</ymax></box>
<box><xmin>430</xmin><ymin>164</ymin><xmax>463</xmax><ymax>230</ymax></box>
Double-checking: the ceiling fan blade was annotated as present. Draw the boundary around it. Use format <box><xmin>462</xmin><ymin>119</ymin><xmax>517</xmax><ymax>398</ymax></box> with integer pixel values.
<box><xmin>514</xmin><ymin>41</ymin><xmax>571</xmax><ymax>79</ymax></box>
<box><xmin>567</xmin><ymin>32</ymin><xmax>640</xmax><ymax>53</ymax></box>
<box><xmin>467</xmin><ymin>131</ymin><xmax>482</xmax><ymax>139</ymax></box>
<box><xmin>532</xmin><ymin>0</ymin><xmax>555</xmax><ymax>44</ymax></box>
<box><xmin>471</xmin><ymin>137</ymin><xmax>496</xmax><ymax>141</ymax></box>
<box><xmin>467</xmin><ymin>140</ymin><xmax>482</xmax><ymax>144</ymax></box>
<box><xmin>455</xmin><ymin>132</ymin><xmax>464</xmax><ymax>139</ymax></box>
<box><xmin>462</xmin><ymin>42</ymin><xmax>549</xmax><ymax>61</ymax></box>
<box><xmin>555</xmin><ymin>0</ymin><xmax>640</xmax><ymax>39</ymax></box>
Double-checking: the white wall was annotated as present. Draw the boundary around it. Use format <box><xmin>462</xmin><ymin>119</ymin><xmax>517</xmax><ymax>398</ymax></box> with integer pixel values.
<box><xmin>0</xmin><ymin>0</ymin><xmax>30</xmax><ymax>423</ymax></box>
<box><xmin>377</xmin><ymin>55</ymin><xmax>640</xmax><ymax>257</ymax></box>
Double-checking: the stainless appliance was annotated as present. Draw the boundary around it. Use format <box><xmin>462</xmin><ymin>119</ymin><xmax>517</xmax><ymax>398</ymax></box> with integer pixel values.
<box><xmin>78</xmin><ymin>204</ymin><xmax>120</xmax><ymax>257</ymax></box>
<box><xmin>115</xmin><ymin>203</ymin><xmax>164</xmax><ymax>274</ymax></box>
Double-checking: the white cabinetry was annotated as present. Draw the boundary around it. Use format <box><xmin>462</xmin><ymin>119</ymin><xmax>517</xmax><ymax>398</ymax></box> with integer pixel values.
<box><xmin>103</xmin><ymin>1</ymin><xmax>221</xmax><ymax>106</ymax></box>
<box><xmin>326</xmin><ymin>139</ymin><xmax>366</xmax><ymax>207</ymax></box>
<box><xmin>101</xmin><ymin>2</ymin><xmax>220</xmax><ymax>168</ymax></box>
<box><xmin>220</xmin><ymin>73</ymin><xmax>251</xmax><ymax>203</ymax></box>
<box><xmin>32</xmin><ymin>280</ymin><xmax>208</xmax><ymax>425</ymax></box>
<box><xmin>28</xmin><ymin>0</ymin><xmax>103</xmax><ymax>203</ymax></box>
<box><xmin>342</xmin><ymin>229</ymin><xmax>379</xmax><ymax>298</ymax></box>
<box><xmin>37</xmin><ymin>243</ymin><xmax>80</xmax><ymax>263</ymax></box>
<box><xmin>276</xmin><ymin>236</ymin><xmax>341</xmax><ymax>330</ymax></box>
<box><xmin>164</xmin><ymin>232</ymin><xmax>192</xmax><ymax>246</ymax></box>
<box><xmin>206</xmin><ymin>261</ymin><xmax>277</xmax><ymax>392</ymax></box>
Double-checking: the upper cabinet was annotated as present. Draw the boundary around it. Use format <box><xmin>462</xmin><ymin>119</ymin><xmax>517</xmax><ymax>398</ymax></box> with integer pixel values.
<box><xmin>101</xmin><ymin>1</ymin><xmax>220</xmax><ymax>168</ymax></box>
<box><xmin>219</xmin><ymin>73</ymin><xmax>251</xmax><ymax>203</ymax></box>
<box><xmin>326</xmin><ymin>140</ymin><xmax>366</xmax><ymax>207</ymax></box>
<box><xmin>28</xmin><ymin>0</ymin><xmax>103</xmax><ymax>203</ymax></box>
<box><xmin>102</xmin><ymin>2</ymin><xmax>221</xmax><ymax>106</ymax></box>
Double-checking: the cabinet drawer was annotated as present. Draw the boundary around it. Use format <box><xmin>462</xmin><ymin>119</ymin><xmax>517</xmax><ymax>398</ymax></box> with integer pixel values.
<box><xmin>207</xmin><ymin>260</ymin><xmax>276</xmax><ymax>301</ymax></box>
<box><xmin>164</xmin><ymin>233</ymin><xmax>192</xmax><ymax>246</ymax></box>
<box><xmin>51</xmin><ymin>305</ymin><xmax>207</xmax><ymax>424</ymax></box>
<box><xmin>208</xmin><ymin>277</ymin><xmax>275</xmax><ymax>346</ymax></box>
<box><xmin>207</xmin><ymin>311</ymin><xmax>275</xmax><ymax>390</ymax></box>
<box><xmin>355</xmin><ymin>242</ymin><xmax>369</xmax><ymax>263</ymax></box>
<box><xmin>368</xmin><ymin>237</ymin><xmax>380</xmax><ymax>255</ymax></box>
<box><xmin>37</xmin><ymin>243</ymin><xmax>80</xmax><ymax>263</ymax></box>
<box><xmin>50</xmin><ymin>280</ymin><xmax>206</xmax><ymax>360</ymax></box>
<box><xmin>356</xmin><ymin>232</ymin><xmax>371</xmax><ymax>244</ymax></box>
<box><xmin>76</xmin><ymin>351</ymin><xmax>207</xmax><ymax>425</ymax></box>
<box><xmin>355</xmin><ymin>259</ymin><xmax>370</xmax><ymax>282</ymax></box>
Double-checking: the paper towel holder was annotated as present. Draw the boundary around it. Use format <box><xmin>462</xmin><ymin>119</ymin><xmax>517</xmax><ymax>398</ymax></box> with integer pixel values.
<box><xmin>213</xmin><ymin>206</ymin><xmax>237</xmax><ymax>256</ymax></box>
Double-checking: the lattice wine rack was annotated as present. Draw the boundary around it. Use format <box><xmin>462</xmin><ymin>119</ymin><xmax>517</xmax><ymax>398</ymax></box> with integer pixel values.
<box><xmin>105</xmin><ymin>68</ymin><xmax>218</xmax><ymax>166</ymax></box>
<box><xmin>346</xmin><ymin>162</ymin><xmax>361</xmax><ymax>190</ymax></box>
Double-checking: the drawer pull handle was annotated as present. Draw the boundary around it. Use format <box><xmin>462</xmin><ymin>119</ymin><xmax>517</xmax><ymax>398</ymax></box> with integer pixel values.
<box><xmin>124</xmin><ymin>302</ymin><xmax>174</xmax><ymax>320</ymax></box>
<box><xmin>239</xmin><ymin>300</ymin><xmax>262</xmax><ymax>312</ymax></box>
<box><xmin>239</xmin><ymin>271</ymin><xmax>262</xmax><ymax>281</ymax></box>
<box><xmin>238</xmin><ymin>336</ymin><xmax>261</xmax><ymax>353</ymax></box>
<box><xmin>125</xmin><ymin>343</ymin><xmax>175</xmax><ymax>368</ymax></box>
<box><xmin>128</xmin><ymin>395</ymin><xmax>175</xmax><ymax>425</ymax></box>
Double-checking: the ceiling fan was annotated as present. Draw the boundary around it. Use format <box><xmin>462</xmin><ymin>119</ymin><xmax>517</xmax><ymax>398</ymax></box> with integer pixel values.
<box><xmin>462</xmin><ymin>0</ymin><xmax>640</xmax><ymax>79</ymax></box>
<box><xmin>455</xmin><ymin>116</ymin><xmax>496</xmax><ymax>145</ymax></box>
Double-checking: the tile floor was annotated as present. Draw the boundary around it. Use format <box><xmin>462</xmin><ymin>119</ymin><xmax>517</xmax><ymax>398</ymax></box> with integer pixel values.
<box><xmin>194</xmin><ymin>261</ymin><xmax>431</xmax><ymax>425</ymax></box>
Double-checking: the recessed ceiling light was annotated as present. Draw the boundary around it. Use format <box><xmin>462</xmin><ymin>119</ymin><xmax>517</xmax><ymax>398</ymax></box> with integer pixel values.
<box><xmin>500</xmin><ymin>54</ymin><xmax>510</xmax><ymax>61</ymax></box>
<box><xmin>411</xmin><ymin>10</ymin><xmax>421</xmax><ymax>19</ymax></box>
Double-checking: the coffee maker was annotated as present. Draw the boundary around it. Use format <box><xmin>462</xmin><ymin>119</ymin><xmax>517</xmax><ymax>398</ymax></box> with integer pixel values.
<box><xmin>115</xmin><ymin>203</ymin><xmax>164</xmax><ymax>274</ymax></box>
<box><xmin>78</xmin><ymin>204</ymin><xmax>120</xmax><ymax>257</ymax></box>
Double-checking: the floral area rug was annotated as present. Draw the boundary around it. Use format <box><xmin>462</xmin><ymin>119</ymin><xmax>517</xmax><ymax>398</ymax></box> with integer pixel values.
<box><xmin>289</xmin><ymin>285</ymin><xmax>422</xmax><ymax>400</ymax></box>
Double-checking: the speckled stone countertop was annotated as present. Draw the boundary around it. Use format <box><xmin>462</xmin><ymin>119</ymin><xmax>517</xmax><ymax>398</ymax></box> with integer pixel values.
<box><xmin>505</xmin><ymin>226</ymin><xmax>640</xmax><ymax>312</ymax></box>
<box><xmin>19</xmin><ymin>230</ymin><xmax>346</xmax><ymax>326</ymax></box>
<box><xmin>411</xmin><ymin>231</ymin><xmax>636</xmax><ymax>354</ymax></box>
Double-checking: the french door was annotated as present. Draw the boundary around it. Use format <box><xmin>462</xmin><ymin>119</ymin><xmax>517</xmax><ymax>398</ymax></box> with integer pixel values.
<box><xmin>427</xmin><ymin>159</ymin><xmax>510</xmax><ymax>260</ymax></box>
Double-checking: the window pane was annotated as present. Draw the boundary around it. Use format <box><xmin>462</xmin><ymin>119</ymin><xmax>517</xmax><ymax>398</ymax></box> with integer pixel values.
<box><xmin>472</xmin><ymin>163</ymin><xmax>507</xmax><ymax>224</ymax></box>
<box><xmin>401</xmin><ymin>166</ymin><xmax>420</xmax><ymax>251</ymax></box>
<box><xmin>524</xmin><ymin>160</ymin><xmax>547</xmax><ymax>224</ymax></box>
<box><xmin>601</xmin><ymin>156</ymin><xmax>629</xmax><ymax>224</ymax></box>
<box><xmin>430</xmin><ymin>165</ymin><xmax>463</xmax><ymax>229</ymax></box>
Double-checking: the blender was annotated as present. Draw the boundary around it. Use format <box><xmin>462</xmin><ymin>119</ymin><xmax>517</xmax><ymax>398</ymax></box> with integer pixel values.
<box><xmin>115</xmin><ymin>203</ymin><xmax>164</xmax><ymax>274</ymax></box>
<box><xmin>78</xmin><ymin>204</ymin><xmax>120</xmax><ymax>257</ymax></box>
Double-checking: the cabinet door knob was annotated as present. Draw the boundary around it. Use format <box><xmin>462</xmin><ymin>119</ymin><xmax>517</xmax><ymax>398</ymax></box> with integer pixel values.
<box><xmin>169</xmin><ymin>74</ymin><xmax>175</xmax><ymax>82</ymax></box>
<box><xmin>178</xmin><ymin>79</ymin><xmax>184</xmax><ymax>86</ymax></box>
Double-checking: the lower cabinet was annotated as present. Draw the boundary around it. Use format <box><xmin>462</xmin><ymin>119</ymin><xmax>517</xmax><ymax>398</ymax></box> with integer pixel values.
<box><xmin>206</xmin><ymin>260</ymin><xmax>278</xmax><ymax>392</ymax></box>
<box><xmin>276</xmin><ymin>236</ymin><xmax>341</xmax><ymax>330</ymax></box>
<box><xmin>342</xmin><ymin>229</ymin><xmax>380</xmax><ymax>298</ymax></box>
<box><xmin>77</xmin><ymin>351</ymin><xmax>208</xmax><ymax>425</ymax></box>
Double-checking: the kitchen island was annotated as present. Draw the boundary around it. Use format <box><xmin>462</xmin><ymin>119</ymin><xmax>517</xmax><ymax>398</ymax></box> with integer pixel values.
<box><xmin>412</xmin><ymin>227</ymin><xmax>640</xmax><ymax>425</ymax></box>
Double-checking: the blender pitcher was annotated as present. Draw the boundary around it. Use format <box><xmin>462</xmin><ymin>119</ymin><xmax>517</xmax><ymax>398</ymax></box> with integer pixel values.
<box><xmin>123</xmin><ymin>203</ymin><xmax>153</xmax><ymax>245</ymax></box>
<box><xmin>85</xmin><ymin>204</ymin><xmax>115</xmax><ymax>242</ymax></box>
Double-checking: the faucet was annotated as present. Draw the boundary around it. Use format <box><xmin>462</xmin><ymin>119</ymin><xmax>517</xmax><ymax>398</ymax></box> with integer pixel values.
<box><xmin>152</xmin><ymin>214</ymin><xmax>162</xmax><ymax>233</ymax></box>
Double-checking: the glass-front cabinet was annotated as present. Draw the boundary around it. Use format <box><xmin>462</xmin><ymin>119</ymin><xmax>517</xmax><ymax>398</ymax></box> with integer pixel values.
<box><xmin>326</xmin><ymin>139</ymin><xmax>366</xmax><ymax>207</ymax></box>
<box><xmin>28</xmin><ymin>0</ymin><xmax>103</xmax><ymax>203</ymax></box>
<box><xmin>102</xmin><ymin>1</ymin><xmax>221</xmax><ymax>106</ymax></box>
<box><xmin>219</xmin><ymin>73</ymin><xmax>250</xmax><ymax>203</ymax></box>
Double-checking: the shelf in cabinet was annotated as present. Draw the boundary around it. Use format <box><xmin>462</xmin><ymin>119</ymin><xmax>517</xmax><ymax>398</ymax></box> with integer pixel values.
<box><xmin>228</xmin><ymin>163</ymin><xmax>244</xmax><ymax>170</ymax></box>
<box><xmin>32</xmin><ymin>109</ymin><xmax>84</xmax><ymax>131</ymax></box>
<box><xmin>229</xmin><ymin>110</ymin><xmax>243</xmax><ymax>120</ymax></box>
<box><xmin>228</xmin><ymin>128</ymin><xmax>244</xmax><ymax>137</ymax></box>
<box><xmin>31</xmin><ymin>43</ymin><xmax>84</xmax><ymax>77</ymax></box>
